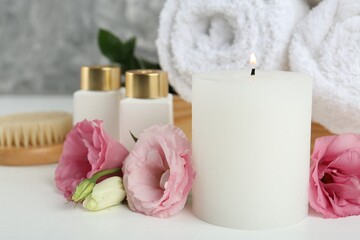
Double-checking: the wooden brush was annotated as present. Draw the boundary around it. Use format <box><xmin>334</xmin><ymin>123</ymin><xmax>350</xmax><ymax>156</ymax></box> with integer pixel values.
<box><xmin>0</xmin><ymin>112</ymin><xmax>72</xmax><ymax>166</ymax></box>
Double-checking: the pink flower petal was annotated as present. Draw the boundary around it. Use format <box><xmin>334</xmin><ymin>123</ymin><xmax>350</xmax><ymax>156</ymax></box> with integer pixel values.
<box><xmin>309</xmin><ymin>133</ymin><xmax>360</xmax><ymax>218</ymax></box>
<box><xmin>328</xmin><ymin>150</ymin><xmax>360</xmax><ymax>176</ymax></box>
<box><xmin>122</xmin><ymin>124</ymin><xmax>195</xmax><ymax>218</ymax></box>
<box><xmin>55</xmin><ymin>120</ymin><xmax>129</xmax><ymax>200</ymax></box>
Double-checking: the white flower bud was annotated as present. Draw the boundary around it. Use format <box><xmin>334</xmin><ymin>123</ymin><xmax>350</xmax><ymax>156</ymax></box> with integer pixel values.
<box><xmin>83</xmin><ymin>176</ymin><xmax>126</xmax><ymax>211</ymax></box>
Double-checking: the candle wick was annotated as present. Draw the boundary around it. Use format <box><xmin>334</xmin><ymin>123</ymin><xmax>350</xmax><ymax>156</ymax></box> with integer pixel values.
<box><xmin>251</xmin><ymin>68</ymin><xmax>255</xmax><ymax>76</ymax></box>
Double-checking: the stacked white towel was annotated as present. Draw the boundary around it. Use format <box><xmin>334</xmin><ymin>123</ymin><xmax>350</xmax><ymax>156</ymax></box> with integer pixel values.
<box><xmin>289</xmin><ymin>0</ymin><xmax>360</xmax><ymax>134</ymax></box>
<box><xmin>157</xmin><ymin>0</ymin><xmax>309</xmax><ymax>102</ymax></box>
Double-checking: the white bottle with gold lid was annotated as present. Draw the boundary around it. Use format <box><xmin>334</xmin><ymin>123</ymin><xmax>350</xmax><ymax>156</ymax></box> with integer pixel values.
<box><xmin>120</xmin><ymin>69</ymin><xmax>173</xmax><ymax>150</ymax></box>
<box><xmin>73</xmin><ymin>65</ymin><xmax>121</xmax><ymax>140</ymax></box>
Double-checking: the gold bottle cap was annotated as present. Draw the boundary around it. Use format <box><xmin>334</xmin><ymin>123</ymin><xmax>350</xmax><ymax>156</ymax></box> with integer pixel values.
<box><xmin>80</xmin><ymin>65</ymin><xmax>121</xmax><ymax>91</ymax></box>
<box><xmin>125</xmin><ymin>70</ymin><xmax>168</xmax><ymax>98</ymax></box>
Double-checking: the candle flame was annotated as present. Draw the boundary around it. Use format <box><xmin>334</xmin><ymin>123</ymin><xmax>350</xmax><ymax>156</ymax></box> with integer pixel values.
<box><xmin>250</xmin><ymin>53</ymin><xmax>257</xmax><ymax>66</ymax></box>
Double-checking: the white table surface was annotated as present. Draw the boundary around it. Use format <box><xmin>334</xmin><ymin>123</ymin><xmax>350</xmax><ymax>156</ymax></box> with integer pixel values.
<box><xmin>0</xmin><ymin>95</ymin><xmax>360</xmax><ymax>240</ymax></box>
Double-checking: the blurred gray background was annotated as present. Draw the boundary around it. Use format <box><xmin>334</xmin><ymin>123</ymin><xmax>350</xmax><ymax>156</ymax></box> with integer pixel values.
<box><xmin>0</xmin><ymin>0</ymin><xmax>321</xmax><ymax>95</ymax></box>
<box><xmin>0</xmin><ymin>0</ymin><xmax>165</xmax><ymax>94</ymax></box>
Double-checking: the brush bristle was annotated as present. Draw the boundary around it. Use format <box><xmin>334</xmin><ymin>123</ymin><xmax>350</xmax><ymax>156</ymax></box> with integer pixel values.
<box><xmin>0</xmin><ymin>112</ymin><xmax>72</xmax><ymax>148</ymax></box>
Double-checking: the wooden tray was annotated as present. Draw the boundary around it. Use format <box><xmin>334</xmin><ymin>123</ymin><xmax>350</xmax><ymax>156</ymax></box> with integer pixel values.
<box><xmin>0</xmin><ymin>144</ymin><xmax>63</xmax><ymax>166</ymax></box>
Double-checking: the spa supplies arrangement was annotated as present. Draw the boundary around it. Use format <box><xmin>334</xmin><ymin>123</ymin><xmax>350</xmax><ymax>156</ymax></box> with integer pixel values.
<box><xmin>52</xmin><ymin>68</ymin><xmax>360</xmax><ymax>227</ymax></box>
<box><xmin>192</xmin><ymin>69</ymin><xmax>313</xmax><ymax>230</ymax></box>
<box><xmin>0</xmin><ymin>111</ymin><xmax>72</xmax><ymax>165</ymax></box>
<box><xmin>73</xmin><ymin>65</ymin><xmax>121</xmax><ymax>140</ymax></box>
<box><xmin>47</xmin><ymin>0</ymin><xmax>360</xmax><ymax>232</ymax></box>
<box><xmin>156</xmin><ymin>0</ymin><xmax>309</xmax><ymax>101</ymax></box>
<box><xmin>119</xmin><ymin>70</ymin><xmax>173</xmax><ymax>150</ymax></box>
<box><xmin>289</xmin><ymin>0</ymin><xmax>360</xmax><ymax>134</ymax></box>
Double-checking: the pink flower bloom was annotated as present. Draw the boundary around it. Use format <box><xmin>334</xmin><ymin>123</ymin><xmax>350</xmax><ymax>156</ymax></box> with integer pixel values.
<box><xmin>55</xmin><ymin>120</ymin><xmax>128</xmax><ymax>200</ymax></box>
<box><xmin>309</xmin><ymin>133</ymin><xmax>360</xmax><ymax>218</ymax></box>
<box><xmin>122</xmin><ymin>125</ymin><xmax>195</xmax><ymax>218</ymax></box>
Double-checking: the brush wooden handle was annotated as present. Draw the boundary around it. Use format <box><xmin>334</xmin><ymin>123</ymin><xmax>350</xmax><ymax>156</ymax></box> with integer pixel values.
<box><xmin>0</xmin><ymin>144</ymin><xmax>63</xmax><ymax>166</ymax></box>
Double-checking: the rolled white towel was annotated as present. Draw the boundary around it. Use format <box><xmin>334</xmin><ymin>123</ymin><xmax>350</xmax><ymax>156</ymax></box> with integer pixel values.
<box><xmin>156</xmin><ymin>0</ymin><xmax>309</xmax><ymax>102</ymax></box>
<box><xmin>289</xmin><ymin>0</ymin><xmax>360</xmax><ymax>134</ymax></box>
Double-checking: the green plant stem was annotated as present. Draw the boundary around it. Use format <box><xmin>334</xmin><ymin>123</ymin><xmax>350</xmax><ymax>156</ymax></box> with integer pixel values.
<box><xmin>91</xmin><ymin>168</ymin><xmax>121</xmax><ymax>182</ymax></box>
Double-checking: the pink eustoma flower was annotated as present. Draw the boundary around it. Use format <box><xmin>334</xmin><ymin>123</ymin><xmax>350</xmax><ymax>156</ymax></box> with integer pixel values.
<box><xmin>55</xmin><ymin>119</ymin><xmax>128</xmax><ymax>200</ymax></box>
<box><xmin>122</xmin><ymin>125</ymin><xmax>196</xmax><ymax>218</ymax></box>
<box><xmin>309</xmin><ymin>133</ymin><xmax>360</xmax><ymax>218</ymax></box>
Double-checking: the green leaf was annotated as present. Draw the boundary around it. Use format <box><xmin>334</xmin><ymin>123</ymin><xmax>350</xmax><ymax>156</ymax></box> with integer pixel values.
<box><xmin>123</xmin><ymin>37</ymin><xmax>136</xmax><ymax>60</ymax></box>
<box><xmin>98</xmin><ymin>28</ymin><xmax>124</xmax><ymax>62</ymax></box>
<box><xmin>138</xmin><ymin>58</ymin><xmax>161</xmax><ymax>69</ymax></box>
<box><xmin>97</xmin><ymin>28</ymin><xmax>162</xmax><ymax>71</ymax></box>
<box><xmin>126</xmin><ymin>56</ymin><xmax>141</xmax><ymax>71</ymax></box>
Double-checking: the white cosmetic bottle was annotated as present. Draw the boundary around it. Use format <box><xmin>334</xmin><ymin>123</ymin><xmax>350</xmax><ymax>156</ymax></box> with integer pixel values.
<box><xmin>73</xmin><ymin>66</ymin><xmax>121</xmax><ymax>140</ymax></box>
<box><xmin>120</xmin><ymin>70</ymin><xmax>173</xmax><ymax>150</ymax></box>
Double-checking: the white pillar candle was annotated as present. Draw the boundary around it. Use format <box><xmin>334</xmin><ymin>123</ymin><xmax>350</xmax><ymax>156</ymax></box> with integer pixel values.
<box><xmin>192</xmin><ymin>70</ymin><xmax>312</xmax><ymax>230</ymax></box>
